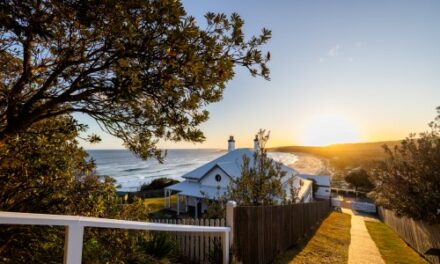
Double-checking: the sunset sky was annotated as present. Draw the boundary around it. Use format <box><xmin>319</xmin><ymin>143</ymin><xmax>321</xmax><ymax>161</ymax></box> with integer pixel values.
<box><xmin>78</xmin><ymin>0</ymin><xmax>440</xmax><ymax>149</ymax></box>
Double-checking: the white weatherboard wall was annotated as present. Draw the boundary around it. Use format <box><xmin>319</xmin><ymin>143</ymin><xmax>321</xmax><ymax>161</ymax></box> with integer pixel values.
<box><xmin>199</xmin><ymin>166</ymin><xmax>230</xmax><ymax>188</ymax></box>
<box><xmin>315</xmin><ymin>187</ymin><xmax>331</xmax><ymax>199</ymax></box>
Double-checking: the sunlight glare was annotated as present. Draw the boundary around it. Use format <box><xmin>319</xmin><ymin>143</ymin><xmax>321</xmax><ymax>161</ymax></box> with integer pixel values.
<box><xmin>301</xmin><ymin>115</ymin><xmax>361</xmax><ymax>146</ymax></box>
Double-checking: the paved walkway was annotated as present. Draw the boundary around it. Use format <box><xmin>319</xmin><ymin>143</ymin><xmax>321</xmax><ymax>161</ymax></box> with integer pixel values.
<box><xmin>342</xmin><ymin>209</ymin><xmax>385</xmax><ymax>264</ymax></box>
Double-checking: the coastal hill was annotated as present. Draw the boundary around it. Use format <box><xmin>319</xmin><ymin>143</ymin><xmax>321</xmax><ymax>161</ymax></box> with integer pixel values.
<box><xmin>270</xmin><ymin>140</ymin><xmax>401</xmax><ymax>170</ymax></box>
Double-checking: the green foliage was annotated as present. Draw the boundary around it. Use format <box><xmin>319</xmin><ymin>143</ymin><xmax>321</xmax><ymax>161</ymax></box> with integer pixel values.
<box><xmin>344</xmin><ymin>168</ymin><xmax>374</xmax><ymax>192</ymax></box>
<box><xmin>369</xmin><ymin>107</ymin><xmax>440</xmax><ymax>223</ymax></box>
<box><xmin>140</xmin><ymin>177</ymin><xmax>179</xmax><ymax>192</ymax></box>
<box><xmin>141</xmin><ymin>232</ymin><xmax>176</xmax><ymax>259</ymax></box>
<box><xmin>0</xmin><ymin>0</ymin><xmax>271</xmax><ymax>161</ymax></box>
<box><xmin>0</xmin><ymin>116</ymin><xmax>161</xmax><ymax>263</ymax></box>
<box><xmin>202</xmin><ymin>196</ymin><xmax>226</xmax><ymax>219</ymax></box>
<box><xmin>226</xmin><ymin>130</ymin><xmax>289</xmax><ymax>206</ymax></box>
<box><xmin>208</xmin><ymin>238</ymin><xmax>223</xmax><ymax>264</ymax></box>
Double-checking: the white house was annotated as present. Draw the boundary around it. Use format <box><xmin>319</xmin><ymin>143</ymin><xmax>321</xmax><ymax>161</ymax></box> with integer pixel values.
<box><xmin>297</xmin><ymin>174</ymin><xmax>331</xmax><ymax>199</ymax></box>
<box><xmin>164</xmin><ymin>136</ymin><xmax>320</xmax><ymax>218</ymax></box>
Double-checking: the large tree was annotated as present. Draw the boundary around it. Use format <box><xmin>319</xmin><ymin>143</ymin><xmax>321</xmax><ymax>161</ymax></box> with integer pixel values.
<box><xmin>369</xmin><ymin>107</ymin><xmax>440</xmax><ymax>223</ymax></box>
<box><xmin>0</xmin><ymin>0</ymin><xmax>271</xmax><ymax>160</ymax></box>
<box><xmin>344</xmin><ymin>168</ymin><xmax>374</xmax><ymax>192</ymax></box>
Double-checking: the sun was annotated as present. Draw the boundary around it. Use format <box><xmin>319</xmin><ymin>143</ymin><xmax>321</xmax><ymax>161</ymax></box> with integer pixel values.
<box><xmin>301</xmin><ymin>115</ymin><xmax>361</xmax><ymax>146</ymax></box>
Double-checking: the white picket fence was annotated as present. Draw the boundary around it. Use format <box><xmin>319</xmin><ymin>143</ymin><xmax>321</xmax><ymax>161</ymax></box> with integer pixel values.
<box><xmin>0</xmin><ymin>211</ymin><xmax>230</xmax><ymax>264</ymax></box>
<box><xmin>150</xmin><ymin>218</ymin><xmax>226</xmax><ymax>263</ymax></box>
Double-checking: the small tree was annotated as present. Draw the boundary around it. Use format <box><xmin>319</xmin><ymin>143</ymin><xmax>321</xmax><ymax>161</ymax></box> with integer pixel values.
<box><xmin>344</xmin><ymin>168</ymin><xmax>374</xmax><ymax>192</ymax></box>
<box><xmin>287</xmin><ymin>177</ymin><xmax>301</xmax><ymax>204</ymax></box>
<box><xmin>226</xmin><ymin>130</ymin><xmax>288</xmax><ymax>206</ymax></box>
<box><xmin>369</xmin><ymin>107</ymin><xmax>440</xmax><ymax>223</ymax></box>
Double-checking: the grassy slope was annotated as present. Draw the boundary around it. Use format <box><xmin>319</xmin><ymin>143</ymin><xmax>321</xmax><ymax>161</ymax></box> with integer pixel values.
<box><xmin>271</xmin><ymin>140</ymin><xmax>401</xmax><ymax>169</ymax></box>
<box><xmin>365</xmin><ymin>221</ymin><xmax>428</xmax><ymax>264</ymax></box>
<box><xmin>144</xmin><ymin>195</ymin><xmax>176</xmax><ymax>213</ymax></box>
<box><xmin>275</xmin><ymin>212</ymin><xmax>352</xmax><ymax>264</ymax></box>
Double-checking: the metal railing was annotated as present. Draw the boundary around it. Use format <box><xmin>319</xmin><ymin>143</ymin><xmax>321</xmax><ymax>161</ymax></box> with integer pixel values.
<box><xmin>0</xmin><ymin>211</ymin><xmax>230</xmax><ymax>264</ymax></box>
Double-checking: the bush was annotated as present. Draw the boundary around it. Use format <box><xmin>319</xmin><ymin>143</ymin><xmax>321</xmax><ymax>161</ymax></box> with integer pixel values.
<box><xmin>0</xmin><ymin>117</ymin><xmax>157</xmax><ymax>263</ymax></box>
<box><xmin>208</xmin><ymin>238</ymin><xmax>223</xmax><ymax>264</ymax></box>
<box><xmin>369</xmin><ymin>108</ymin><xmax>440</xmax><ymax>223</ymax></box>
<box><xmin>142</xmin><ymin>232</ymin><xmax>176</xmax><ymax>259</ymax></box>
<box><xmin>140</xmin><ymin>178</ymin><xmax>179</xmax><ymax>192</ymax></box>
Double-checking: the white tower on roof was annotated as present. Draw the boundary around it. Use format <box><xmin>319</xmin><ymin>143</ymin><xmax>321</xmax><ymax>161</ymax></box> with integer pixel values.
<box><xmin>228</xmin><ymin>136</ymin><xmax>235</xmax><ymax>152</ymax></box>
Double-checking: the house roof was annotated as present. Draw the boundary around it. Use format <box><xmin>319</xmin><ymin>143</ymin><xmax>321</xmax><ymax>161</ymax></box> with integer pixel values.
<box><xmin>182</xmin><ymin>148</ymin><xmax>299</xmax><ymax>180</ymax></box>
<box><xmin>298</xmin><ymin>174</ymin><xmax>331</xmax><ymax>187</ymax></box>
<box><xmin>165</xmin><ymin>181</ymin><xmax>227</xmax><ymax>199</ymax></box>
<box><xmin>166</xmin><ymin>176</ymin><xmax>312</xmax><ymax>201</ymax></box>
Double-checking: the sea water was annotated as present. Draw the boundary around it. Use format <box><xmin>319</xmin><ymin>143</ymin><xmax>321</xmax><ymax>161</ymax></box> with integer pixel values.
<box><xmin>87</xmin><ymin>149</ymin><xmax>298</xmax><ymax>192</ymax></box>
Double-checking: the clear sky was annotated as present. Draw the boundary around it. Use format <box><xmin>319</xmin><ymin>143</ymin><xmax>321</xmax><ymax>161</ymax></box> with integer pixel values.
<box><xmin>78</xmin><ymin>0</ymin><xmax>440</xmax><ymax>150</ymax></box>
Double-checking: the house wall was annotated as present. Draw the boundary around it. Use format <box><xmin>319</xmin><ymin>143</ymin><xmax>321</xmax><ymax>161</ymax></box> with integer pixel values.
<box><xmin>186</xmin><ymin>196</ymin><xmax>197</xmax><ymax>207</ymax></box>
<box><xmin>199</xmin><ymin>166</ymin><xmax>231</xmax><ymax>188</ymax></box>
<box><xmin>298</xmin><ymin>175</ymin><xmax>331</xmax><ymax>200</ymax></box>
<box><xmin>184</xmin><ymin>196</ymin><xmax>209</xmax><ymax>214</ymax></box>
<box><xmin>315</xmin><ymin>186</ymin><xmax>331</xmax><ymax>199</ymax></box>
<box><xmin>300</xmin><ymin>180</ymin><xmax>313</xmax><ymax>203</ymax></box>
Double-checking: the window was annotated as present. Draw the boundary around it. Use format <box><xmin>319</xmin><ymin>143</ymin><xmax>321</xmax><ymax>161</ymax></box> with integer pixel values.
<box><xmin>215</xmin><ymin>174</ymin><xmax>222</xmax><ymax>182</ymax></box>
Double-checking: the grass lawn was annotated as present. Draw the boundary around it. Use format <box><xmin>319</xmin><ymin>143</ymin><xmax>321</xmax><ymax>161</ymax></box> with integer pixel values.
<box><xmin>143</xmin><ymin>195</ymin><xmax>176</xmax><ymax>212</ymax></box>
<box><xmin>365</xmin><ymin>221</ymin><xmax>428</xmax><ymax>264</ymax></box>
<box><xmin>274</xmin><ymin>212</ymin><xmax>351</xmax><ymax>264</ymax></box>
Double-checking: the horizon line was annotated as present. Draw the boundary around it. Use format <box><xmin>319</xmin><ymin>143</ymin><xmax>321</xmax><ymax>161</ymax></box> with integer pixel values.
<box><xmin>84</xmin><ymin>139</ymin><xmax>402</xmax><ymax>151</ymax></box>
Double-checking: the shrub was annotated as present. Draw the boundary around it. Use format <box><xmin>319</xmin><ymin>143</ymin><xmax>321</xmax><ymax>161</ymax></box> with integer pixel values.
<box><xmin>0</xmin><ymin>117</ymin><xmax>154</xmax><ymax>263</ymax></box>
<box><xmin>369</xmin><ymin>107</ymin><xmax>440</xmax><ymax>223</ymax></box>
<box><xmin>140</xmin><ymin>178</ymin><xmax>179</xmax><ymax>192</ymax></box>
<box><xmin>141</xmin><ymin>232</ymin><xmax>176</xmax><ymax>259</ymax></box>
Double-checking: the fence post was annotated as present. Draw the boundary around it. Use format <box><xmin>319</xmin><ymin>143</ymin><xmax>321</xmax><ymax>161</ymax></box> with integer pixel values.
<box><xmin>64</xmin><ymin>223</ymin><xmax>84</xmax><ymax>264</ymax></box>
<box><xmin>222</xmin><ymin>230</ymin><xmax>230</xmax><ymax>264</ymax></box>
<box><xmin>226</xmin><ymin>200</ymin><xmax>236</xmax><ymax>247</ymax></box>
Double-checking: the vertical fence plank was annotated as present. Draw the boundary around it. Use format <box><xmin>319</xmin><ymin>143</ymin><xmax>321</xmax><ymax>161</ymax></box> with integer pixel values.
<box><xmin>148</xmin><ymin>201</ymin><xmax>330</xmax><ymax>264</ymax></box>
<box><xmin>215</xmin><ymin>217</ymin><xmax>220</xmax><ymax>261</ymax></box>
<box><xmin>195</xmin><ymin>219</ymin><xmax>200</xmax><ymax>262</ymax></box>
<box><xmin>233</xmin><ymin>201</ymin><xmax>330</xmax><ymax>264</ymax></box>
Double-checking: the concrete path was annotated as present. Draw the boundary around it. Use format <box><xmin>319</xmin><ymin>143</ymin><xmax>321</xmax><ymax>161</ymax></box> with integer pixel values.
<box><xmin>342</xmin><ymin>208</ymin><xmax>385</xmax><ymax>264</ymax></box>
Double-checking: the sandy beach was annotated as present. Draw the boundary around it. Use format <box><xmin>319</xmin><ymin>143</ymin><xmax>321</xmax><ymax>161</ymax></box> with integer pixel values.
<box><xmin>287</xmin><ymin>152</ymin><xmax>329</xmax><ymax>175</ymax></box>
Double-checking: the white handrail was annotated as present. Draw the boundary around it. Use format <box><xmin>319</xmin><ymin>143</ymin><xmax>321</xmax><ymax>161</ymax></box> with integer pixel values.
<box><xmin>0</xmin><ymin>211</ymin><xmax>230</xmax><ymax>264</ymax></box>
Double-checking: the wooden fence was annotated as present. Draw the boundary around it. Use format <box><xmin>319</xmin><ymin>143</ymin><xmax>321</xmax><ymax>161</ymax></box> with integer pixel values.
<box><xmin>150</xmin><ymin>218</ymin><xmax>225</xmax><ymax>263</ymax></box>
<box><xmin>233</xmin><ymin>200</ymin><xmax>331</xmax><ymax>264</ymax></box>
<box><xmin>378</xmin><ymin>208</ymin><xmax>440</xmax><ymax>264</ymax></box>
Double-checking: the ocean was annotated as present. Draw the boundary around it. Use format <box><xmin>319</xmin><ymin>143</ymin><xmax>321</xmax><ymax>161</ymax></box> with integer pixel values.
<box><xmin>87</xmin><ymin>149</ymin><xmax>298</xmax><ymax>192</ymax></box>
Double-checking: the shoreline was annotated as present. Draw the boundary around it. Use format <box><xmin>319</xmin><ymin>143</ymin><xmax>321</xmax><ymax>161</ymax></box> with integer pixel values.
<box><xmin>286</xmin><ymin>152</ymin><xmax>329</xmax><ymax>175</ymax></box>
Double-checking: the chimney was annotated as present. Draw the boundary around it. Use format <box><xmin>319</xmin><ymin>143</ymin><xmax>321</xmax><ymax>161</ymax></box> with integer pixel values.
<box><xmin>228</xmin><ymin>136</ymin><xmax>235</xmax><ymax>152</ymax></box>
<box><xmin>253</xmin><ymin>135</ymin><xmax>260</xmax><ymax>151</ymax></box>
